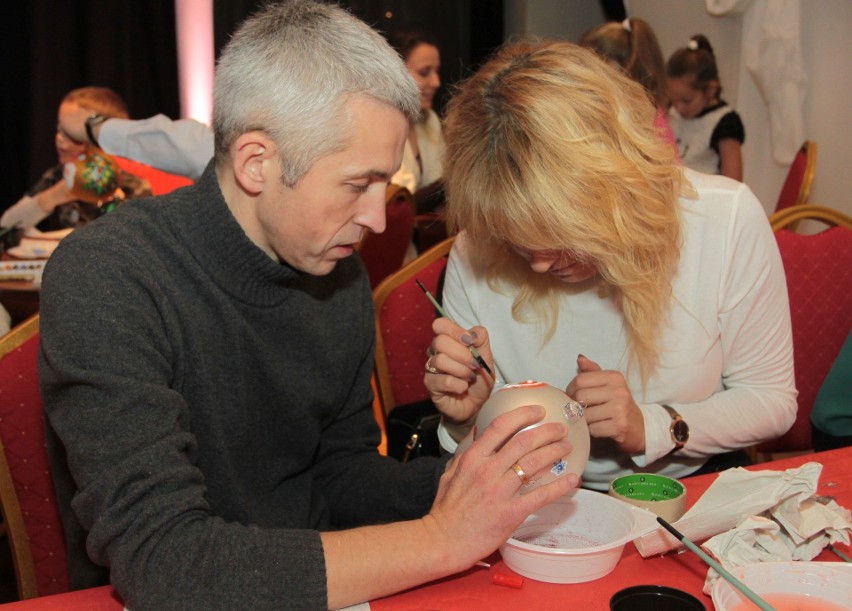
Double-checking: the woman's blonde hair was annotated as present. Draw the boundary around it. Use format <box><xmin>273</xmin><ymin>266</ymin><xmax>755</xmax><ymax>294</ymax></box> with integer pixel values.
<box><xmin>444</xmin><ymin>40</ymin><xmax>687</xmax><ymax>383</ymax></box>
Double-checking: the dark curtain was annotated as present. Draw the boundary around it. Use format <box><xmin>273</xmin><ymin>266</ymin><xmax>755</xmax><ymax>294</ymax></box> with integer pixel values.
<box><xmin>343</xmin><ymin>0</ymin><xmax>499</xmax><ymax>117</ymax></box>
<box><xmin>0</xmin><ymin>1</ymin><xmax>36</xmax><ymax>212</ymax></box>
<box><xmin>213</xmin><ymin>0</ymin><xmax>503</xmax><ymax>119</ymax></box>
<box><xmin>0</xmin><ymin>0</ymin><xmax>180</xmax><ymax>212</ymax></box>
<box><xmin>600</xmin><ymin>0</ymin><xmax>626</xmax><ymax>22</ymax></box>
<box><xmin>2</xmin><ymin>0</ymin><xmax>502</xmax><ymax>215</ymax></box>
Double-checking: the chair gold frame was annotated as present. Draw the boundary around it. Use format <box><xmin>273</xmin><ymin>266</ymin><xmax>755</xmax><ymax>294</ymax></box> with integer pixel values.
<box><xmin>774</xmin><ymin>141</ymin><xmax>818</xmax><ymax>230</ymax></box>
<box><xmin>769</xmin><ymin>204</ymin><xmax>852</xmax><ymax>232</ymax></box>
<box><xmin>793</xmin><ymin>140</ymin><xmax>817</xmax><ymax>208</ymax></box>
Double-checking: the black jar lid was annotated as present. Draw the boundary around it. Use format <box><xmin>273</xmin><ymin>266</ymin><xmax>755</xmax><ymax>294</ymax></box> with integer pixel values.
<box><xmin>610</xmin><ymin>585</ymin><xmax>706</xmax><ymax>611</ymax></box>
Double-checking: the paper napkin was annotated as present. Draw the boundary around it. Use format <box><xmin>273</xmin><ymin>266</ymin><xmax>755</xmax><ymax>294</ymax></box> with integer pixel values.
<box><xmin>634</xmin><ymin>462</ymin><xmax>824</xmax><ymax>557</ymax></box>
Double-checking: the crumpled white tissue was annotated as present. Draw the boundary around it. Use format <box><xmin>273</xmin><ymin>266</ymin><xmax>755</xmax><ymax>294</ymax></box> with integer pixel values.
<box><xmin>634</xmin><ymin>462</ymin><xmax>827</xmax><ymax>557</ymax></box>
<box><xmin>701</xmin><ymin>497</ymin><xmax>851</xmax><ymax>593</ymax></box>
<box><xmin>771</xmin><ymin>493</ymin><xmax>852</xmax><ymax>556</ymax></box>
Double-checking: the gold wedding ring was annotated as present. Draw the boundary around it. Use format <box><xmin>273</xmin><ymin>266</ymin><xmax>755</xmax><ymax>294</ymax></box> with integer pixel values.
<box><xmin>511</xmin><ymin>463</ymin><xmax>529</xmax><ymax>484</ymax></box>
<box><xmin>425</xmin><ymin>355</ymin><xmax>440</xmax><ymax>374</ymax></box>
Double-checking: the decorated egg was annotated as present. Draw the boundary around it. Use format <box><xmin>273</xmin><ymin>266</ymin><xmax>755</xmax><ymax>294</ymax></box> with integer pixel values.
<box><xmin>63</xmin><ymin>147</ymin><xmax>120</xmax><ymax>204</ymax></box>
<box><xmin>477</xmin><ymin>381</ymin><xmax>590</xmax><ymax>493</ymax></box>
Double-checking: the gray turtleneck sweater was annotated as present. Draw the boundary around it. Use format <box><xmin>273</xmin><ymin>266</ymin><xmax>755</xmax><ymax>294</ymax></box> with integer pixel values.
<box><xmin>39</xmin><ymin>163</ymin><xmax>445</xmax><ymax>610</ymax></box>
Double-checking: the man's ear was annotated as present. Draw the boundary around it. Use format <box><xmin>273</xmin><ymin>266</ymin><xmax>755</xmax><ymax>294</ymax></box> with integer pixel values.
<box><xmin>232</xmin><ymin>131</ymin><xmax>275</xmax><ymax>196</ymax></box>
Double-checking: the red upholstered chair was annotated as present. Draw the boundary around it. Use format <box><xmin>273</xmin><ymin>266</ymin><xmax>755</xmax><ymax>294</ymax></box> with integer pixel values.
<box><xmin>756</xmin><ymin>206</ymin><xmax>852</xmax><ymax>456</ymax></box>
<box><xmin>373</xmin><ymin>237</ymin><xmax>454</xmax><ymax>415</ymax></box>
<box><xmin>0</xmin><ymin>314</ymin><xmax>70</xmax><ymax>599</ymax></box>
<box><xmin>773</xmin><ymin>141</ymin><xmax>817</xmax><ymax>217</ymax></box>
<box><xmin>358</xmin><ymin>184</ymin><xmax>416</xmax><ymax>289</ymax></box>
<box><xmin>113</xmin><ymin>156</ymin><xmax>193</xmax><ymax>196</ymax></box>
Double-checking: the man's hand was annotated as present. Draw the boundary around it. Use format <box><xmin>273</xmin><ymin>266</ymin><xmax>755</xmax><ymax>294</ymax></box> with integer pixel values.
<box><xmin>426</xmin><ymin>404</ymin><xmax>579</xmax><ymax>568</ymax></box>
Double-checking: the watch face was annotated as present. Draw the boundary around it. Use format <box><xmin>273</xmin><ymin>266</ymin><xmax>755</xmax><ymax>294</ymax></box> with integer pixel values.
<box><xmin>672</xmin><ymin>419</ymin><xmax>689</xmax><ymax>444</ymax></box>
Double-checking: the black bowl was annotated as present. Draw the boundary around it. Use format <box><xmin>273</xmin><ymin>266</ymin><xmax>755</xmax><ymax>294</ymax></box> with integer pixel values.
<box><xmin>610</xmin><ymin>585</ymin><xmax>705</xmax><ymax>611</ymax></box>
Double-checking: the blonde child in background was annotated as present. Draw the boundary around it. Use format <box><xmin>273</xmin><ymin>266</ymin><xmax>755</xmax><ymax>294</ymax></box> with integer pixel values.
<box><xmin>666</xmin><ymin>35</ymin><xmax>745</xmax><ymax>181</ymax></box>
<box><xmin>580</xmin><ymin>17</ymin><xmax>676</xmax><ymax>152</ymax></box>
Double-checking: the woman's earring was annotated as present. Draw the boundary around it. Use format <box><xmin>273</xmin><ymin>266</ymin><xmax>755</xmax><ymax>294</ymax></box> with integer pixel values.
<box><xmin>597</xmin><ymin>276</ymin><xmax>610</xmax><ymax>299</ymax></box>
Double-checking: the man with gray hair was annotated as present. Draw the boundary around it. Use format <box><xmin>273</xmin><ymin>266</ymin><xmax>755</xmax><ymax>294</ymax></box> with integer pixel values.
<box><xmin>39</xmin><ymin>2</ymin><xmax>578</xmax><ymax>608</ymax></box>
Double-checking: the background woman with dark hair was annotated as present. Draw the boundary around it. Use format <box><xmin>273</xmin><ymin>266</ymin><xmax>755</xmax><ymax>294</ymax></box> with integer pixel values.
<box><xmin>386</xmin><ymin>29</ymin><xmax>446</xmax><ymax>207</ymax></box>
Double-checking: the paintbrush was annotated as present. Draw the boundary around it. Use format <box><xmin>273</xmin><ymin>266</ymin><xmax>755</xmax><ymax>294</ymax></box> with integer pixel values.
<box><xmin>415</xmin><ymin>278</ymin><xmax>494</xmax><ymax>379</ymax></box>
<box><xmin>656</xmin><ymin>516</ymin><xmax>776</xmax><ymax>611</ymax></box>
<box><xmin>828</xmin><ymin>544</ymin><xmax>852</xmax><ymax>563</ymax></box>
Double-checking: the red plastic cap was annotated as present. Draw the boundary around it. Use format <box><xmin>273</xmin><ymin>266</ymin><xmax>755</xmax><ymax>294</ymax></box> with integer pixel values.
<box><xmin>492</xmin><ymin>573</ymin><xmax>524</xmax><ymax>589</ymax></box>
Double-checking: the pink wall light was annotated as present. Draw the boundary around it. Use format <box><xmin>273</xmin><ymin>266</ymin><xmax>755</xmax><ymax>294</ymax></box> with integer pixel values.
<box><xmin>175</xmin><ymin>0</ymin><xmax>214</xmax><ymax>125</ymax></box>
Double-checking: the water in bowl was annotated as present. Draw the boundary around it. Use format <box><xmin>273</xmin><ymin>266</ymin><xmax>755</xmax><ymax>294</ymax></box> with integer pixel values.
<box><xmin>730</xmin><ymin>593</ymin><xmax>849</xmax><ymax>611</ymax></box>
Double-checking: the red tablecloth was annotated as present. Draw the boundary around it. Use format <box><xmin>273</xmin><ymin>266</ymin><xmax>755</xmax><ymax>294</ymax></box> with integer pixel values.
<box><xmin>371</xmin><ymin>447</ymin><xmax>852</xmax><ymax>611</ymax></box>
<box><xmin>2</xmin><ymin>448</ymin><xmax>850</xmax><ymax>610</ymax></box>
<box><xmin>0</xmin><ymin>586</ymin><xmax>122</xmax><ymax>610</ymax></box>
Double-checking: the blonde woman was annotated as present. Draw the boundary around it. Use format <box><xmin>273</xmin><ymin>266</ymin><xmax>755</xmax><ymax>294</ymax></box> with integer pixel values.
<box><xmin>424</xmin><ymin>41</ymin><xmax>796</xmax><ymax>490</ymax></box>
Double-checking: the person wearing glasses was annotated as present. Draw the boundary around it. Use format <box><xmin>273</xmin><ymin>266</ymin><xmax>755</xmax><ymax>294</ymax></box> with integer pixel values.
<box><xmin>1</xmin><ymin>87</ymin><xmax>151</xmax><ymax>231</ymax></box>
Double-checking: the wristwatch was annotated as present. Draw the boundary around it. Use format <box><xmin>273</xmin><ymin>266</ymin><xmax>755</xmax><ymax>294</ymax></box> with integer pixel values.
<box><xmin>85</xmin><ymin>113</ymin><xmax>107</xmax><ymax>148</ymax></box>
<box><xmin>661</xmin><ymin>404</ymin><xmax>689</xmax><ymax>452</ymax></box>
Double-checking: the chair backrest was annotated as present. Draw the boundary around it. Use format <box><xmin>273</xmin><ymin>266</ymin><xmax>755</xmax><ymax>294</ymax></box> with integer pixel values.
<box><xmin>757</xmin><ymin>221</ymin><xmax>852</xmax><ymax>453</ymax></box>
<box><xmin>373</xmin><ymin>237</ymin><xmax>455</xmax><ymax>414</ymax></box>
<box><xmin>0</xmin><ymin>314</ymin><xmax>70</xmax><ymax>598</ymax></box>
<box><xmin>774</xmin><ymin>140</ymin><xmax>817</xmax><ymax>215</ymax></box>
<box><xmin>113</xmin><ymin>156</ymin><xmax>193</xmax><ymax>196</ymax></box>
<box><xmin>358</xmin><ymin>184</ymin><xmax>416</xmax><ymax>289</ymax></box>
<box><xmin>769</xmin><ymin>203</ymin><xmax>852</xmax><ymax>232</ymax></box>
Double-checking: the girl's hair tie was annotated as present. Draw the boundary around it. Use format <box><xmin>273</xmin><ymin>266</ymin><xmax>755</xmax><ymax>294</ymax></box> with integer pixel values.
<box><xmin>622</xmin><ymin>18</ymin><xmax>631</xmax><ymax>32</ymax></box>
<box><xmin>687</xmin><ymin>39</ymin><xmax>699</xmax><ymax>51</ymax></box>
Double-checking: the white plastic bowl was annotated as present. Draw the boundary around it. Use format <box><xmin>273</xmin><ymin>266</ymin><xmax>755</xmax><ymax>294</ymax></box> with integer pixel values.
<box><xmin>711</xmin><ymin>561</ymin><xmax>852</xmax><ymax>611</ymax></box>
<box><xmin>500</xmin><ymin>488</ymin><xmax>659</xmax><ymax>583</ymax></box>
